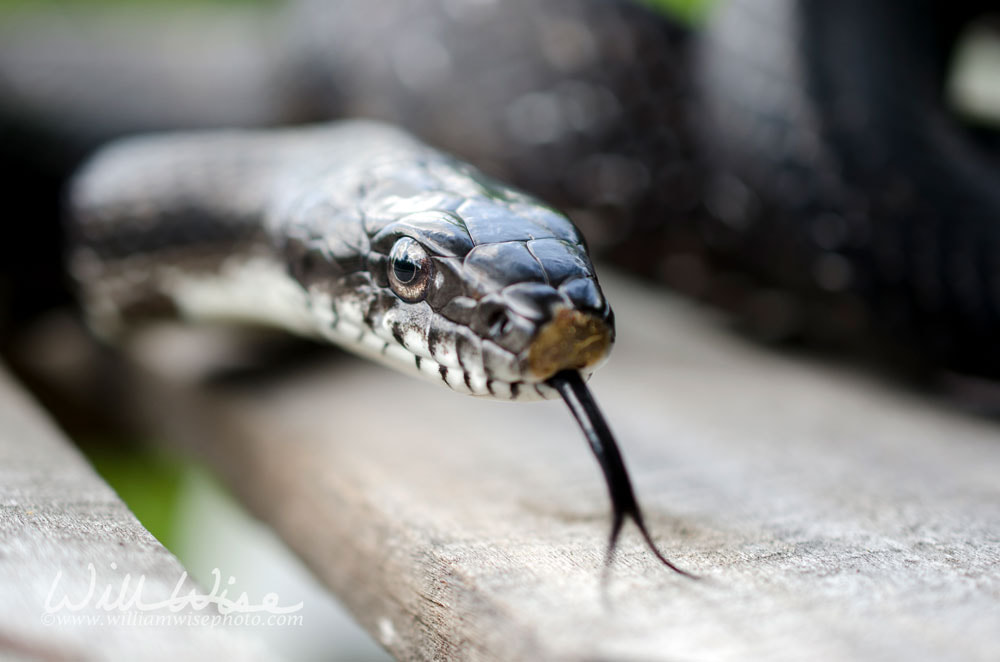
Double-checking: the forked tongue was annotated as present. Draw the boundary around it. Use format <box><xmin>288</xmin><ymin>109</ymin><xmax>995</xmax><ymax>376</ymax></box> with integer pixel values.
<box><xmin>548</xmin><ymin>370</ymin><xmax>695</xmax><ymax>578</ymax></box>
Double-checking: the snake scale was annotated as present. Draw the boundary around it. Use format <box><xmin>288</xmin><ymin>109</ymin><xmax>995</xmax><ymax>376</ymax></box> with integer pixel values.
<box><xmin>1</xmin><ymin>0</ymin><xmax>998</xmax><ymax>570</ymax></box>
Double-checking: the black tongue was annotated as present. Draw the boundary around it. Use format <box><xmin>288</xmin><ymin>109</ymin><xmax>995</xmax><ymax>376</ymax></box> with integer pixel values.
<box><xmin>548</xmin><ymin>370</ymin><xmax>695</xmax><ymax>578</ymax></box>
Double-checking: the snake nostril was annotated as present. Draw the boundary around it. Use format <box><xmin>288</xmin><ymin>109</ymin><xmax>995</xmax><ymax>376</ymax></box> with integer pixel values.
<box><xmin>475</xmin><ymin>301</ymin><xmax>537</xmax><ymax>353</ymax></box>
<box><xmin>486</xmin><ymin>309</ymin><xmax>510</xmax><ymax>338</ymax></box>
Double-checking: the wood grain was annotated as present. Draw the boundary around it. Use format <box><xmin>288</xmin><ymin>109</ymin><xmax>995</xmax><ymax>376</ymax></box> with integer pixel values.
<box><xmin>22</xmin><ymin>272</ymin><xmax>1000</xmax><ymax>661</ymax></box>
<box><xmin>0</xmin><ymin>365</ymin><xmax>271</xmax><ymax>662</ymax></box>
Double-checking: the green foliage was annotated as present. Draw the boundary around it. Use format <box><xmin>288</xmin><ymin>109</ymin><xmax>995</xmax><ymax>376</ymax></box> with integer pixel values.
<box><xmin>639</xmin><ymin>0</ymin><xmax>717</xmax><ymax>25</ymax></box>
<box><xmin>85</xmin><ymin>446</ymin><xmax>187</xmax><ymax>550</ymax></box>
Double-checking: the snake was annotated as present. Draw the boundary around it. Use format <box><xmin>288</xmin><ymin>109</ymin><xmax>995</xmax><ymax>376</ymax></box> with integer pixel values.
<box><xmin>1</xmin><ymin>0</ymin><xmax>998</xmax><ymax>573</ymax></box>
<box><xmin>67</xmin><ymin>120</ymin><xmax>693</xmax><ymax>575</ymax></box>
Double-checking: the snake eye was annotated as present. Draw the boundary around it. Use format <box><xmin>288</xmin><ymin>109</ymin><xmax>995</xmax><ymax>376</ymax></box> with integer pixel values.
<box><xmin>388</xmin><ymin>237</ymin><xmax>434</xmax><ymax>303</ymax></box>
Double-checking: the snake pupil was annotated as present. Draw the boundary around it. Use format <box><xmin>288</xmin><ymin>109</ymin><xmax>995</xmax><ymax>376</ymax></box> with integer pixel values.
<box><xmin>393</xmin><ymin>258</ymin><xmax>418</xmax><ymax>284</ymax></box>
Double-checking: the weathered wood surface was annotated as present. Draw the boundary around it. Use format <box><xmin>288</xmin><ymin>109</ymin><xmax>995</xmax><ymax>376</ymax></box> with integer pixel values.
<box><xmin>0</xmin><ymin>366</ymin><xmax>271</xmax><ymax>662</ymax></box>
<box><xmin>28</xmin><ymin>272</ymin><xmax>1000</xmax><ymax>661</ymax></box>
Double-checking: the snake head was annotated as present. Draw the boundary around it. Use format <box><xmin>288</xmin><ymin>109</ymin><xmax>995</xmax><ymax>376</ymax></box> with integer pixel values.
<box><xmin>286</xmin><ymin>148</ymin><xmax>614</xmax><ymax>401</ymax></box>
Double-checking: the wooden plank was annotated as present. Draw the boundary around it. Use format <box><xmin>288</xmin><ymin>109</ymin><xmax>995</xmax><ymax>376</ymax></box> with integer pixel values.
<box><xmin>22</xmin><ymin>272</ymin><xmax>1000</xmax><ymax>661</ymax></box>
<box><xmin>0</xmin><ymin>365</ymin><xmax>272</xmax><ymax>662</ymax></box>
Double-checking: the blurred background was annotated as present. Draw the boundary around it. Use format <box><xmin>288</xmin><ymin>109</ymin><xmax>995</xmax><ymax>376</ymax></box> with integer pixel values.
<box><xmin>1</xmin><ymin>0</ymin><xmax>998</xmax><ymax>658</ymax></box>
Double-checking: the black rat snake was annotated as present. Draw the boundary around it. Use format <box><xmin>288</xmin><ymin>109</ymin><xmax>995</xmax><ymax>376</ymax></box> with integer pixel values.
<box><xmin>0</xmin><ymin>0</ymin><xmax>998</xmax><ymax>570</ymax></box>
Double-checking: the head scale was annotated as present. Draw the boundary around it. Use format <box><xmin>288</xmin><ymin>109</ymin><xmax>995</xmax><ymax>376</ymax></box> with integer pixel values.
<box><xmin>284</xmin><ymin>153</ymin><xmax>613</xmax><ymax>401</ymax></box>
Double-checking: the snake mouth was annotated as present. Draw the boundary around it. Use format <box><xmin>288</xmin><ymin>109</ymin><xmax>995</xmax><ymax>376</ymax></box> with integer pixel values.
<box><xmin>527</xmin><ymin>309</ymin><xmax>613</xmax><ymax>381</ymax></box>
